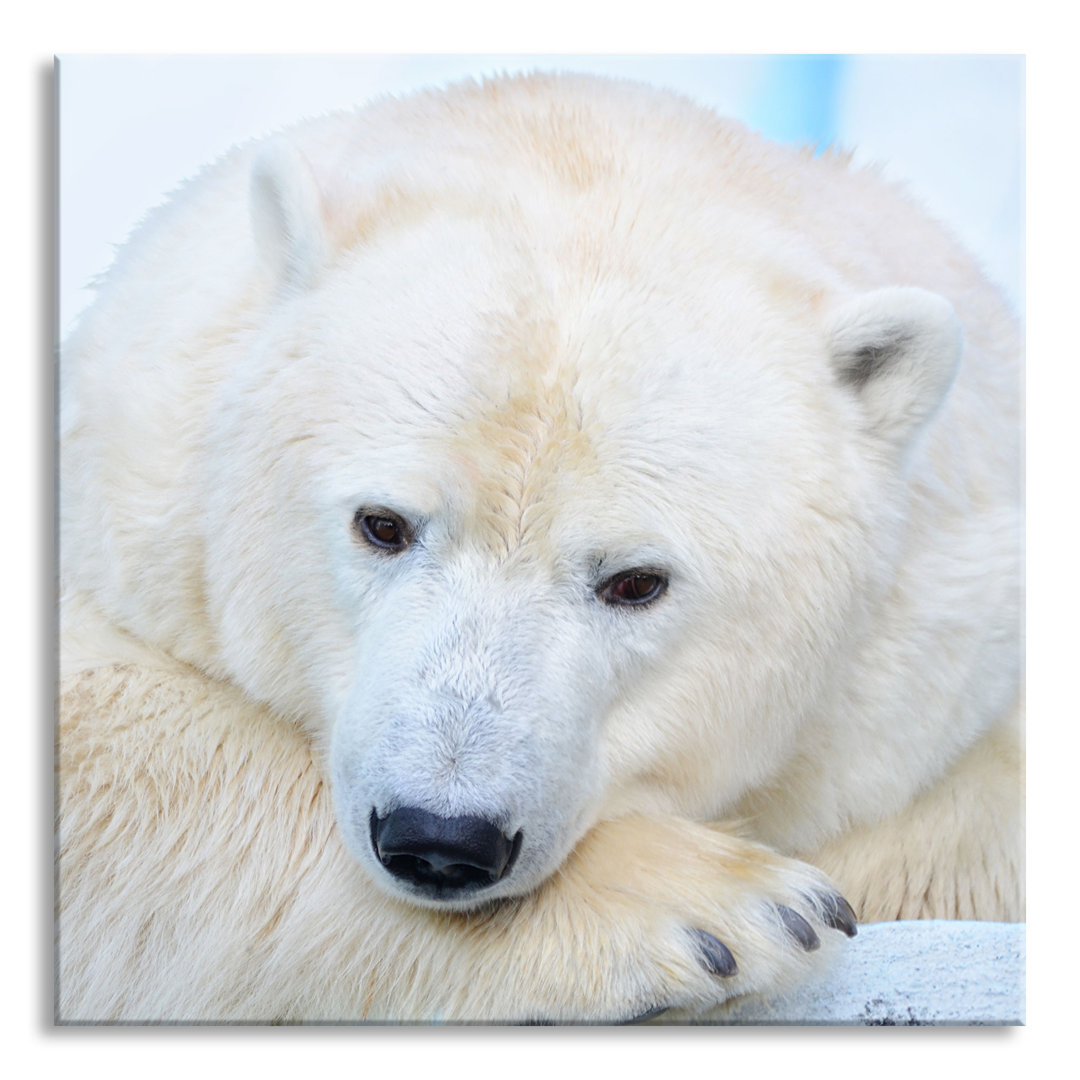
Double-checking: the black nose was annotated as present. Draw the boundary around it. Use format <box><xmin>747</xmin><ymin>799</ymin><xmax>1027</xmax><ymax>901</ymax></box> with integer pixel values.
<box><xmin>370</xmin><ymin>807</ymin><xmax>522</xmax><ymax>896</ymax></box>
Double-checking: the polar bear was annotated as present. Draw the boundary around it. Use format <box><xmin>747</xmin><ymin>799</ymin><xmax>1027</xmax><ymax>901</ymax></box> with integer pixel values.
<box><xmin>57</xmin><ymin>73</ymin><xmax>1023</xmax><ymax>1023</ymax></box>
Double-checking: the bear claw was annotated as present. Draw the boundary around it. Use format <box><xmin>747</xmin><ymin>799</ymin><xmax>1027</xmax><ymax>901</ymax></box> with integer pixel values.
<box><xmin>814</xmin><ymin>891</ymin><xmax>859</xmax><ymax>938</ymax></box>
<box><xmin>776</xmin><ymin>905</ymin><xmax>820</xmax><ymax>951</ymax></box>
<box><xmin>689</xmin><ymin>927</ymin><xmax>739</xmax><ymax>977</ymax></box>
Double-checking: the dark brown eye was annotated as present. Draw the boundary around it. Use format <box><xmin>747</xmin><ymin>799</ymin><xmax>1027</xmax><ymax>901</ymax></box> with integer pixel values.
<box><xmin>598</xmin><ymin>571</ymin><xmax>667</xmax><ymax>607</ymax></box>
<box><xmin>355</xmin><ymin>510</ymin><xmax>413</xmax><ymax>552</ymax></box>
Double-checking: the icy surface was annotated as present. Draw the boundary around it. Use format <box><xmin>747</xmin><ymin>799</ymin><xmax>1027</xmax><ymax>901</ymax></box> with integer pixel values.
<box><xmin>710</xmin><ymin>920</ymin><xmax>1025</xmax><ymax>1025</ymax></box>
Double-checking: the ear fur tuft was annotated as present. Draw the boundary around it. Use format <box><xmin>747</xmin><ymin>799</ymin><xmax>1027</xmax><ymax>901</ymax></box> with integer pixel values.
<box><xmin>828</xmin><ymin>286</ymin><xmax>962</xmax><ymax>450</ymax></box>
<box><xmin>250</xmin><ymin>139</ymin><xmax>329</xmax><ymax>293</ymax></box>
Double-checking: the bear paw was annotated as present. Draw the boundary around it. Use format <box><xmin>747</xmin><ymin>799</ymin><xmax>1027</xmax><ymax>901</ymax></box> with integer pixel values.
<box><xmin>437</xmin><ymin>815</ymin><xmax>858</xmax><ymax>1023</ymax></box>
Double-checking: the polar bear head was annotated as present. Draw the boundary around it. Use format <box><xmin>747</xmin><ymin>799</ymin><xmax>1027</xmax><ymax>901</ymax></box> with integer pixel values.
<box><xmin>41</xmin><ymin>79</ymin><xmax>977</xmax><ymax>917</ymax></box>
<box><xmin>173</xmin><ymin>105</ymin><xmax>966</xmax><ymax>912</ymax></box>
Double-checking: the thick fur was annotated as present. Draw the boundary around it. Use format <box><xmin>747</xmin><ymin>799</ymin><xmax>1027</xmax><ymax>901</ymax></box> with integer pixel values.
<box><xmin>57</xmin><ymin>74</ymin><xmax>1023</xmax><ymax>1023</ymax></box>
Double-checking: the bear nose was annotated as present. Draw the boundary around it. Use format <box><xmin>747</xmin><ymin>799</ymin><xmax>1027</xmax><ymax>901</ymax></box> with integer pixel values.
<box><xmin>370</xmin><ymin>807</ymin><xmax>522</xmax><ymax>896</ymax></box>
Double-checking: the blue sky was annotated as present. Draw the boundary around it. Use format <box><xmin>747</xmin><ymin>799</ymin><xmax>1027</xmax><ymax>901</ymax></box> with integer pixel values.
<box><xmin>747</xmin><ymin>54</ymin><xmax>846</xmax><ymax>147</ymax></box>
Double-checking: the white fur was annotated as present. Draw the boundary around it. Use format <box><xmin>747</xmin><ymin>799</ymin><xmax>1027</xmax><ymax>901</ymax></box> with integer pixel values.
<box><xmin>58</xmin><ymin>73</ymin><xmax>1023</xmax><ymax>1022</ymax></box>
<box><xmin>250</xmin><ymin>139</ymin><xmax>331</xmax><ymax>293</ymax></box>
<box><xmin>827</xmin><ymin>286</ymin><xmax>962</xmax><ymax>450</ymax></box>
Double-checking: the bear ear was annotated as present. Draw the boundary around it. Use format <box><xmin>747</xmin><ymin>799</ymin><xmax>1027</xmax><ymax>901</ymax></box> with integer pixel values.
<box><xmin>827</xmin><ymin>286</ymin><xmax>962</xmax><ymax>450</ymax></box>
<box><xmin>250</xmin><ymin>139</ymin><xmax>330</xmax><ymax>294</ymax></box>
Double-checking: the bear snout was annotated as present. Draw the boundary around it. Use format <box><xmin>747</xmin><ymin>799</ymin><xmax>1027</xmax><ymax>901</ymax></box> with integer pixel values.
<box><xmin>369</xmin><ymin>807</ymin><xmax>523</xmax><ymax>899</ymax></box>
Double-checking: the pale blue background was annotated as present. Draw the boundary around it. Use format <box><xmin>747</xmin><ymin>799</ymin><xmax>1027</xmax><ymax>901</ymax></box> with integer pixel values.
<box><xmin>57</xmin><ymin>55</ymin><xmax>1024</xmax><ymax>334</ymax></box>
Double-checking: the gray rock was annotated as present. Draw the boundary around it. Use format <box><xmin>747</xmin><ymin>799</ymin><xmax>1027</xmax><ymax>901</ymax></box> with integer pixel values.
<box><xmin>706</xmin><ymin>920</ymin><xmax>1024</xmax><ymax>1025</ymax></box>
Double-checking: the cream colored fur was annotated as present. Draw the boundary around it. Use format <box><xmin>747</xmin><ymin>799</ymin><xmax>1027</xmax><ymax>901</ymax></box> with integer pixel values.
<box><xmin>57</xmin><ymin>74</ymin><xmax>1023</xmax><ymax>1023</ymax></box>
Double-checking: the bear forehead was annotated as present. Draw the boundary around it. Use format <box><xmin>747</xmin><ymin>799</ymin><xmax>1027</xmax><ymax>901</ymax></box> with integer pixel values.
<box><xmin>262</xmin><ymin>201</ymin><xmax>834</xmax><ymax>541</ymax></box>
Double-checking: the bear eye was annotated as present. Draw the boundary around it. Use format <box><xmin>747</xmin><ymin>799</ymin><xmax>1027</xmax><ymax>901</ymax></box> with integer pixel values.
<box><xmin>597</xmin><ymin>570</ymin><xmax>668</xmax><ymax>608</ymax></box>
<box><xmin>354</xmin><ymin>509</ymin><xmax>413</xmax><ymax>553</ymax></box>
